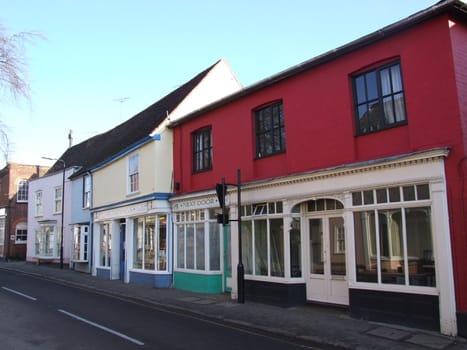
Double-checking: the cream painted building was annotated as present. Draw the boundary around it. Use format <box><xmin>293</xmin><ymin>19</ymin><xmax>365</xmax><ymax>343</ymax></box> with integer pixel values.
<box><xmin>90</xmin><ymin>60</ymin><xmax>242</xmax><ymax>286</ymax></box>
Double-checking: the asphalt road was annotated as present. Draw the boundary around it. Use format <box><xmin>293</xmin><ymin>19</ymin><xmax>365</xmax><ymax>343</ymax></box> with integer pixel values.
<box><xmin>0</xmin><ymin>270</ymin><xmax>321</xmax><ymax>350</ymax></box>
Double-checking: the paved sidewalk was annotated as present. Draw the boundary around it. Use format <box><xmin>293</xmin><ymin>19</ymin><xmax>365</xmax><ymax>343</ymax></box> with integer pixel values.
<box><xmin>0</xmin><ymin>261</ymin><xmax>465</xmax><ymax>350</ymax></box>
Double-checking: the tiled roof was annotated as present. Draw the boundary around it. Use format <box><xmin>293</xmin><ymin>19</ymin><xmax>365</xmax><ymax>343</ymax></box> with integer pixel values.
<box><xmin>47</xmin><ymin>60</ymin><xmax>221</xmax><ymax>176</ymax></box>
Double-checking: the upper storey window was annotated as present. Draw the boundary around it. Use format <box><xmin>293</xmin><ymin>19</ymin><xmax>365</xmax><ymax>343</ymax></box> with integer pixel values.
<box><xmin>192</xmin><ymin>127</ymin><xmax>212</xmax><ymax>173</ymax></box>
<box><xmin>128</xmin><ymin>154</ymin><xmax>139</xmax><ymax>193</ymax></box>
<box><xmin>255</xmin><ymin>101</ymin><xmax>286</xmax><ymax>158</ymax></box>
<box><xmin>353</xmin><ymin>61</ymin><xmax>407</xmax><ymax>135</ymax></box>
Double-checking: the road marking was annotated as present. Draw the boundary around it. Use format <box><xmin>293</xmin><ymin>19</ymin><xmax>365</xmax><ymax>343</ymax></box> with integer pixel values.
<box><xmin>1</xmin><ymin>286</ymin><xmax>37</xmax><ymax>301</ymax></box>
<box><xmin>58</xmin><ymin>309</ymin><xmax>144</xmax><ymax>346</ymax></box>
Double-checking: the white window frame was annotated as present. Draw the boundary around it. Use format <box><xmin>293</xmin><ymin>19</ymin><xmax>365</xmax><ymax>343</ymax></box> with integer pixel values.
<box><xmin>54</xmin><ymin>186</ymin><xmax>62</xmax><ymax>213</ymax></box>
<box><xmin>174</xmin><ymin>209</ymin><xmax>221</xmax><ymax>272</ymax></box>
<box><xmin>35</xmin><ymin>191</ymin><xmax>43</xmax><ymax>217</ymax></box>
<box><xmin>15</xmin><ymin>222</ymin><xmax>28</xmax><ymax>244</ymax></box>
<box><xmin>17</xmin><ymin>180</ymin><xmax>28</xmax><ymax>203</ymax></box>
<box><xmin>128</xmin><ymin>154</ymin><xmax>139</xmax><ymax>194</ymax></box>
<box><xmin>83</xmin><ymin>175</ymin><xmax>91</xmax><ymax>208</ymax></box>
<box><xmin>99</xmin><ymin>223</ymin><xmax>111</xmax><ymax>267</ymax></box>
<box><xmin>35</xmin><ymin>225</ymin><xmax>58</xmax><ymax>257</ymax></box>
<box><xmin>73</xmin><ymin>225</ymin><xmax>89</xmax><ymax>262</ymax></box>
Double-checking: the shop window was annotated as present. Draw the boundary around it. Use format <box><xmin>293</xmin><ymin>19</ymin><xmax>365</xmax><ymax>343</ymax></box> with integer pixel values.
<box><xmin>175</xmin><ymin>209</ymin><xmax>220</xmax><ymax>272</ymax></box>
<box><xmin>255</xmin><ymin>101</ymin><xmax>286</xmax><ymax>158</ymax></box>
<box><xmin>352</xmin><ymin>184</ymin><xmax>430</xmax><ymax>208</ymax></box>
<box><xmin>243</xmin><ymin>217</ymin><xmax>285</xmax><ymax>277</ymax></box>
<box><xmin>290</xmin><ymin>217</ymin><xmax>302</xmax><ymax>277</ymax></box>
<box><xmin>100</xmin><ymin>224</ymin><xmax>111</xmax><ymax>267</ymax></box>
<box><xmin>353</xmin><ymin>61</ymin><xmax>407</xmax><ymax>135</ymax></box>
<box><xmin>133</xmin><ymin>215</ymin><xmax>167</xmax><ymax>271</ymax></box>
<box><xmin>243</xmin><ymin>201</ymin><xmax>284</xmax><ymax>216</ymax></box>
<box><xmin>354</xmin><ymin>206</ymin><xmax>435</xmax><ymax>287</ymax></box>
<box><xmin>307</xmin><ymin>198</ymin><xmax>343</xmax><ymax>212</ymax></box>
<box><xmin>35</xmin><ymin>225</ymin><xmax>57</xmax><ymax>257</ymax></box>
<box><xmin>192</xmin><ymin>127</ymin><xmax>212</xmax><ymax>173</ymax></box>
<box><xmin>73</xmin><ymin>225</ymin><xmax>89</xmax><ymax>261</ymax></box>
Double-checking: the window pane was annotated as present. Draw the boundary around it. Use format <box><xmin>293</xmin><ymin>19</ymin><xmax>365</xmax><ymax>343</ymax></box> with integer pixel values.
<box><xmin>393</xmin><ymin>93</ymin><xmax>406</xmax><ymax>122</ymax></box>
<box><xmin>403</xmin><ymin>186</ymin><xmax>416</xmax><ymax>201</ymax></box>
<box><xmin>379</xmin><ymin>209</ymin><xmax>404</xmax><ymax>285</ymax></box>
<box><xmin>310</xmin><ymin>219</ymin><xmax>324</xmax><ymax>274</ymax></box>
<box><xmin>380</xmin><ymin>68</ymin><xmax>391</xmax><ymax>95</ymax></box>
<box><xmin>196</xmin><ymin>223</ymin><xmax>205</xmax><ymax>270</ymax></box>
<box><xmin>144</xmin><ymin>217</ymin><xmax>155</xmax><ymax>270</ymax></box>
<box><xmin>209</xmin><ymin>222</ymin><xmax>220</xmax><ymax>271</ymax></box>
<box><xmin>355</xmin><ymin>75</ymin><xmax>366</xmax><ymax>103</ymax></box>
<box><xmin>330</xmin><ymin>217</ymin><xmax>346</xmax><ymax>275</ymax></box>
<box><xmin>177</xmin><ymin>224</ymin><xmax>185</xmax><ymax>268</ymax></box>
<box><xmin>354</xmin><ymin>211</ymin><xmax>377</xmax><ymax>282</ymax></box>
<box><xmin>376</xmin><ymin>189</ymin><xmax>388</xmax><ymax>203</ymax></box>
<box><xmin>389</xmin><ymin>187</ymin><xmax>400</xmax><ymax>202</ymax></box>
<box><xmin>290</xmin><ymin>217</ymin><xmax>301</xmax><ymax>277</ymax></box>
<box><xmin>406</xmin><ymin>207</ymin><xmax>435</xmax><ymax>287</ymax></box>
<box><xmin>270</xmin><ymin>219</ymin><xmax>284</xmax><ymax>277</ymax></box>
<box><xmin>417</xmin><ymin>184</ymin><xmax>430</xmax><ymax>200</ymax></box>
<box><xmin>134</xmin><ymin>219</ymin><xmax>143</xmax><ymax>269</ymax></box>
<box><xmin>352</xmin><ymin>192</ymin><xmax>362</xmax><ymax>206</ymax></box>
<box><xmin>391</xmin><ymin>64</ymin><xmax>403</xmax><ymax>92</ymax></box>
<box><xmin>363</xmin><ymin>190</ymin><xmax>374</xmax><ymax>205</ymax></box>
<box><xmin>365</xmin><ymin>71</ymin><xmax>378</xmax><ymax>100</ymax></box>
<box><xmin>254</xmin><ymin>220</ymin><xmax>268</xmax><ymax>276</ymax></box>
<box><xmin>158</xmin><ymin>215</ymin><xmax>167</xmax><ymax>271</ymax></box>
<box><xmin>383</xmin><ymin>96</ymin><xmax>395</xmax><ymax>124</ymax></box>
<box><xmin>242</xmin><ymin>221</ymin><xmax>253</xmax><ymax>274</ymax></box>
<box><xmin>186</xmin><ymin>224</ymin><xmax>194</xmax><ymax>269</ymax></box>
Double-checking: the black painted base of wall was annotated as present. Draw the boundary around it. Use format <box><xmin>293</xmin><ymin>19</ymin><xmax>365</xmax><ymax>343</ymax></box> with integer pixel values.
<box><xmin>349</xmin><ymin>289</ymin><xmax>440</xmax><ymax>331</ymax></box>
<box><xmin>457</xmin><ymin>312</ymin><xmax>467</xmax><ymax>338</ymax></box>
<box><xmin>244</xmin><ymin>280</ymin><xmax>306</xmax><ymax>307</ymax></box>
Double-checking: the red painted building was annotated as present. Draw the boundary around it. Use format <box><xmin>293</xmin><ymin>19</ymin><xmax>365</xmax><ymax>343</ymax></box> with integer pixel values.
<box><xmin>169</xmin><ymin>0</ymin><xmax>467</xmax><ymax>336</ymax></box>
<box><xmin>0</xmin><ymin>163</ymin><xmax>49</xmax><ymax>260</ymax></box>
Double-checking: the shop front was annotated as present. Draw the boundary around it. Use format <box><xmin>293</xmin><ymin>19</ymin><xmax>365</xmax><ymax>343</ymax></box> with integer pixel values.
<box><xmin>92</xmin><ymin>198</ymin><xmax>172</xmax><ymax>288</ymax></box>
<box><xmin>170</xmin><ymin>195</ymin><xmax>227</xmax><ymax>294</ymax></box>
<box><xmin>225</xmin><ymin>148</ymin><xmax>456</xmax><ymax>335</ymax></box>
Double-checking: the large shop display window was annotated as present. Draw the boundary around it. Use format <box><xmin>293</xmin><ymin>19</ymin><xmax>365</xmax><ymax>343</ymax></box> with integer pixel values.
<box><xmin>353</xmin><ymin>184</ymin><xmax>435</xmax><ymax>288</ymax></box>
<box><xmin>241</xmin><ymin>201</ymin><xmax>286</xmax><ymax>278</ymax></box>
<box><xmin>133</xmin><ymin>215</ymin><xmax>168</xmax><ymax>271</ymax></box>
<box><xmin>175</xmin><ymin>209</ymin><xmax>221</xmax><ymax>272</ymax></box>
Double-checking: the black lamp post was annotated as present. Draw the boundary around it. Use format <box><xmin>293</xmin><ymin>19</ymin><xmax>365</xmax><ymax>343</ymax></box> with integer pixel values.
<box><xmin>43</xmin><ymin>157</ymin><xmax>66</xmax><ymax>269</ymax></box>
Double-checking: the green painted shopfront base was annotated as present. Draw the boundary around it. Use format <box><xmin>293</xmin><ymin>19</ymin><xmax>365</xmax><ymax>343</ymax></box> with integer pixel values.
<box><xmin>173</xmin><ymin>271</ymin><xmax>223</xmax><ymax>294</ymax></box>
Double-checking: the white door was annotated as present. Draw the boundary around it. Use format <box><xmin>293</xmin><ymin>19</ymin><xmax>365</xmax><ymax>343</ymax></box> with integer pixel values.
<box><xmin>306</xmin><ymin>216</ymin><xmax>348</xmax><ymax>305</ymax></box>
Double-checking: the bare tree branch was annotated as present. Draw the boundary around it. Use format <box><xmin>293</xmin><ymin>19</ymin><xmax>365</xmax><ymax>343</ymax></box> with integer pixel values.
<box><xmin>0</xmin><ymin>25</ymin><xmax>42</xmax><ymax>102</ymax></box>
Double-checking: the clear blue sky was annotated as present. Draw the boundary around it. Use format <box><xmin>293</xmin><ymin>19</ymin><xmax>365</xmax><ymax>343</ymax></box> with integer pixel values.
<box><xmin>0</xmin><ymin>0</ymin><xmax>437</xmax><ymax>166</ymax></box>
